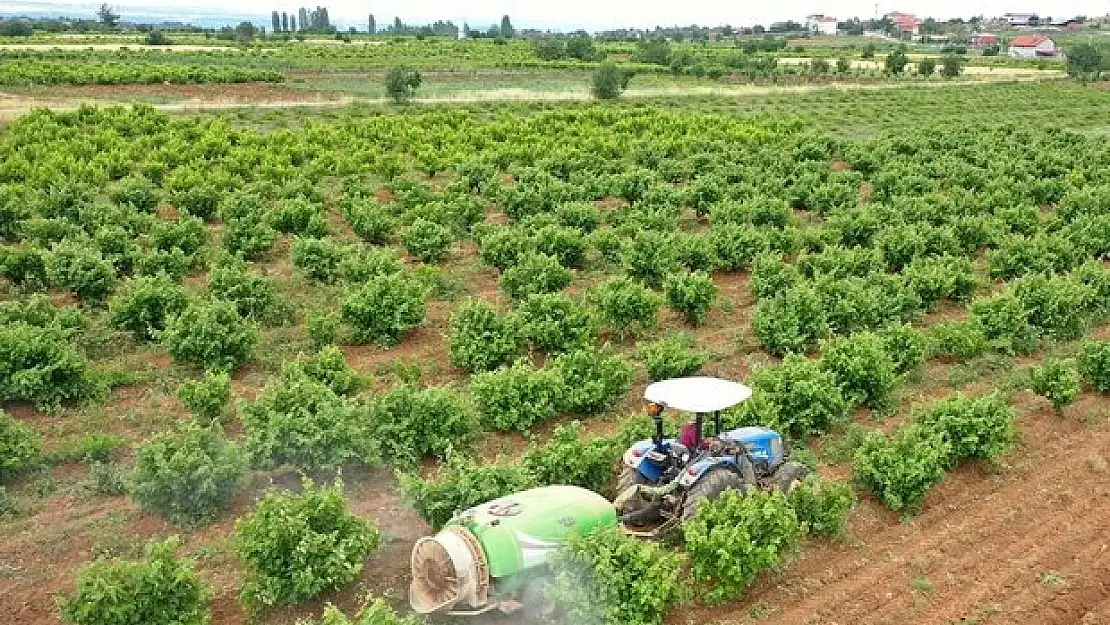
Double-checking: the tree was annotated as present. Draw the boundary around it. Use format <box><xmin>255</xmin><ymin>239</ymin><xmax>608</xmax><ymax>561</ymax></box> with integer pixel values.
<box><xmin>0</xmin><ymin>20</ymin><xmax>33</xmax><ymax>37</ymax></box>
<box><xmin>368</xmin><ymin>14</ymin><xmax>376</xmax><ymax>34</ymax></box>
<box><xmin>500</xmin><ymin>15</ymin><xmax>514</xmax><ymax>38</ymax></box>
<box><xmin>384</xmin><ymin>67</ymin><xmax>422</xmax><ymax>104</ymax></box>
<box><xmin>861</xmin><ymin>42</ymin><xmax>876</xmax><ymax>58</ymax></box>
<box><xmin>592</xmin><ymin>62</ymin><xmax>629</xmax><ymax>100</ymax></box>
<box><xmin>271</xmin><ymin>11</ymin><xmax>280</xmax><ymax>33</ymax></box>
<box><xmin>97</xmin><ymin>4</ymin><xmax>120</xmax><ymax>28</ymax></box>
<box><xmin>940</xmin><ymin>54</ymin><xmax>964</xmax><ymax>77</ymax></box>
<box><xmin>1066</xmin><ymin>43</ymin><xmax>1103</xmax><ymax>81</ymax></box>
<box><xmin>144</xmin><ymin>30</ymin><xmax>171</xmax><ymax>45</ymax></box>
<box><xmin>917</xmin><ymin>57</ymin><xmax>936</xmax><ymax>76</ymax></box>
<box><xmin>235</xmin><ymin>21</ymin><xmax>257</xmax><ymax>44</ymax></box>
<box><xmin>885</xmin><ymin>45</ymin><xmax>908</xmax><ymax>74</ymax></box>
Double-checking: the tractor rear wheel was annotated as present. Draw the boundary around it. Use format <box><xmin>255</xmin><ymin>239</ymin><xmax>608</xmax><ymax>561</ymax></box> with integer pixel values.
<box><xmin>681</xmin><ymin>468</ymin><xmax>747</xmax><ymax>521</ymax></box>
<box><xmin>771</xmin><ymin>461</ymin><xmax>811</xmax><ymax>493</ymax></box>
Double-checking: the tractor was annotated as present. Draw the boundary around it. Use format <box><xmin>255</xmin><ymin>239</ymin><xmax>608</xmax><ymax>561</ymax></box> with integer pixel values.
<box><xmin>615</xmin><ymin>376</ymin><xmax>810</xmax><ymax>536</ymax></box>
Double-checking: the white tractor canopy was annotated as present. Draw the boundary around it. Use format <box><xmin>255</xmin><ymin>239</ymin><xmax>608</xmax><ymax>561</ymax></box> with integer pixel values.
<box><xmin>643</xmin><ymin>377</ymin><xmax>753</xmax><ymax>414</ymax></box>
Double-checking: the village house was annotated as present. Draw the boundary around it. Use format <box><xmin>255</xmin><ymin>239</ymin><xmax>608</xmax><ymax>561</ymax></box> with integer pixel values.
<box><xmin>1008</xmin><ymin>34</ymin><xmax>1059</xmax><ymax>58</ymax></box>
<box><xmin>805</xmin><ymin>14</ymin><xmax>839</xmax><ymax>36</ymax></box>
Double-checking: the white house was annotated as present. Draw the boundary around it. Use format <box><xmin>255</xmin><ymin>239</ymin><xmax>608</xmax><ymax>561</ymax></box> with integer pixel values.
<box><xmin>805</xmin><ymin>14</ymin><xmax>839</xmax><ymax>36</ymax></box>
<box><xmin>1002</xmin><ymin>12</ymin><xmax>1039</xmax><ymax>26</ymax></box>
<box><xmin>1008</xmin><ymin>34</ymin><xmax>1058</xmax><ymax>58</ymax></box>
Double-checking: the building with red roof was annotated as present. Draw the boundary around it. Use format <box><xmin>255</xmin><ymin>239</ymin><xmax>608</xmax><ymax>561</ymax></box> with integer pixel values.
<box><xmin>1008</xmin><ymin>34</ymin><xmax>1058</xmax><ymax>58</ymax></box>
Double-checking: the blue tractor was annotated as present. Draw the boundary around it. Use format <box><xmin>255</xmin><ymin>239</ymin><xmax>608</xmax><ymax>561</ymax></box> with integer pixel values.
<box><xmin>615</xmin><ymin>377</ymin><xmax>810</xmax><ymax>535</ymax></box>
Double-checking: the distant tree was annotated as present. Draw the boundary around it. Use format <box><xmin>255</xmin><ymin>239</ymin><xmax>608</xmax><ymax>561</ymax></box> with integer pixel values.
<box><xmin>921</xmin><ymin>17</ymin><xmax>941</xmax><ymax>34</ymax></box>
<box><xmin>272</xmin><ymin>11</ymin><xmax>280</xmax><ymax>34</ymax></box>
<box><xmin>145</xmin><ymin>30</ymin><xmax>171</xmax><ymax>45</ymax></box>
<box><xmin>861</xmin><ymin>42</ymin><xmax>876</xmax><ymax>58</ymax></box>
<box><xmin>809</xmin><ymin>57</ymin><xmax>830</xmax><ymax>74</ymax></box>
<box><xmin>500</xmin><ymin>15</ymin><xmax>514</xmax><ymax>38</ymax></box>
<box><xmin>885</xmin><ymin>45</ymin><xmax>909</xmax><ymax>73</ymax></box>
<box><xmin>532</xmin><ymin>38</ymin><xmax>566</xmax><ymax>60</ymax></box>
<box><xmin>97</xmin><ymin>4</ymin><xmax>120</xmax><ymax>28</ymax></box>
<box><xmin>1066</xmin><ymin>43</ymin><xmax>1103</xmax><ymax>81</ymax></box>
<box><xmin>592</xmin><ymin>62</ymin><xmax>630</xmax><ymax>99</ymax></box>
<box><xmin>235</xmin><ymin>21</ymin><xmax>257</xmax><ymax>44</ymax></box>
<box><xmin>566</xmin><ymin>34</ymin><xmax>598</xmax><ymax>60</ymax></box>
<box><xmin>836</xmin><ymin>57</ymin><xmax>852</xmax><ymax>73</ymax></box>
<box><xmin>940</xmin><ymin>54</ymin><xmax>963</xmax><ymax>77</ymax></box>
<box><xmin>917</xmin><ymin>57</ymin><xmax>936</xmax><ymax>76</ymax></box>
<box><xmin>0</xmin><ymin>20</ymin><xmax>34</xmax><ymax>37</ymax></box>
<box><xmin>752</xmin><ymin>24</ymin><xmax>766</xmax><ymax>34</ymax></box>
<box><xmin>368</xmin><ymin>14</ymin><xmax>376</xmax><ymax>34</ymax></box>
<box><xmin>385</xmin><ymin>67</ymin><xmax>422</xmax><ymax>103</ymax></box>
<box><xmin>636</xmin><ymin>37</ymin><xmax>672</xmax><ymax>65</ymax></box>
<box><xmin>281</xmin><ymin>12</ymin><xmax>289</xmax><ymax>32</ymax></box>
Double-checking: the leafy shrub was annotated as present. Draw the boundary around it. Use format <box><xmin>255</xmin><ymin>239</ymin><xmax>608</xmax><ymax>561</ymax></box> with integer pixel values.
<box><xmin>447</xmin><ymin>300</ymin><xmax>524</xmax><ymax>373</ymax></box>
<box><xmin>821</xmin><ymin>331</ymin><xmax>898</xmax><ymax>411</ymax></box>
<box><xmin>753</xmin><ymin>285</ymin><xmax>827</xmax><ymax>356</ymax></box>
<box><xmin>109</xmin><ymin>276</ymin><xmax>189</xmax><ymax>341</ymax></box>
<box><xmin>0</xmin><ymin>410</ymin><xmax>41</xmax><ymax>482</ymax></box>
<box><xmin>534</xmin><ymin>225</ymin><xmax>588</xmax><ymax>268</ymax></box>
<box><xmin>928</xmin><ymin>320</ymin><xmax>990</xmax><ymax>361</ymax></box>
<box><xmin>207</xmin><ymin>258</ymin><xmax>287</xmax><ymax>325</ymax></box>
<box><xmin>1077</xmin><ymin>340</ymin><xmax>1110</xmax><ymax>392</ymax></box>
<box><xmin>989</xmin><ymin>233</ymin><xmax>1078</xmax><ymax>280</ymax></box>
<box><xmin>403</xmin><ymin>218</ymin><xmax>452</xmax><ymax>263</ymax></box>
<box><xmin>750</xmin><ymin>253</ymin><xmax>800</xmax><ymax>298</ymax></box>
<box><xmin>674</xmin><ymin>232</ymin><xmax>717</xmax><ymax>272</ymax></box>
<box><xmin>161</xmin><ymin>300</ymin><xmax>258</xmax><ymax>372</ymax></box>
<box><xmin>621</xmin><ymin>231</ymin><xmax>676</xmax><ymax>288</ymax></box>
<box><xmin>1029</xmin><ymin>359</ymin><xmax>1080</xmax><ymax>413</ymax></box>
<box><xmin>338</xmin><ymin>248</ymin><xmax>403</xmax><ymax>284</ymax></box>
<box><xmin>46</xmin><ymin>242</ymin><xmax>117</xmax><ymax>301</ymax></box>
<box><xmin>547</xmin><ymin>525</ymin><xmax>686</xmax><ymax>625</ymax></box>
<box><xmin>746</xmin><ymin>355</ymin><xmax>849</xmax><ymax>437</ymax></box>
<box><xmin>52</xmin><ymin>433</ymin><xmax>126</xmax><ymax>464</ymax></box>
<box><xmin>640</xmin><ymin>332</ymin><xmax>709</xmax><ymax>381</ymax></box>
<box><xmin>478</xmin><ymin>227</ymin><xmax>532</xmax><ymax>271</ymax></box>
<box><xmin>108</xmin><ymin>175</ymin><xmax>160</xmax><ymax>212</ymax></box>
<box><xmin>307</xmin><ymin>312</ymin><xmax>340</xmax><ymax>348</ymax></box>
<box><xmin>269</xmin><ymin>198</ymin><xmax>327</xmax><ymax>237</ymax></box>
<box><xmin>241</xmin><ymin>370</ymin><xmax>365</xmax><ymax>469</ymax></box>
<box><xmin>177</xmin><ymin>372</ymin><xmax>231</xmax><ymax>423</ymax></box>
<box><xmin>518</xmin><ymin>293</ymin><xmax>598</xmax><ymax>354</ymax></box>
<box><xmin>471</xmin><ymin>362</ymin><xmax>564</xmax><ymax>432</ymax></box>
<box><xmin>291</xmin><ymin>237</ymin><xmax>345</xmax><ymax>283</ymax></box>
<box><xmin>970</xmin><ymin>292</ymin><xmax>1036</xmax><ymax>354</ymax></box>
<box><xmin>551</xmin><ymin>347</ymin><xmax>634</xmax><ymax>415</ymax></box>
<box><xmin>0</xmin><ymin>323</ymin><xmax>93</xmax><ymax>410</ymax></box>
<box><xmin>878</xmin><ymin>323</ymin><xmax>927</xmax><ymax>376</ymax></box>
<box><xmin>902</xmin><ymin>255</ymin><xmax>977</xmax><ymax>307</ymax></box>
<box><xmin>1013</xmin><ymin>274</ymin><xmax>1091</xmax><ymax>341</ymax></box>
<box><xmin>305</xmin><ymin>599</ymin><xmax>422</xmax><ymax>625</ymax></box>
<box><xmin>236</xmin><ymin>479</ymin><xmax>380</xmax><ymax>608</ymax></box>
<box><xmin>788</xmin><ymin>475</ymin><xmax>854</xmax><ymax>537</ymax></box>
<box><xmin>522</xmin><ymin>421</ymin><xmax>622</xmax><ymax>494</ymax></box>
<box><xmin>711</xmin><ymin>223</ymin><xmax>768</xmax><ymax>271</ymax></box>
<box><xmin>363</xmin><ymin>385</ymin><xmax>479</xmax><ymax>467</ymax></box>
<box><xmin>663</xmin><ymin>272</ymin><xmax>717</xmax><ymax>327</ymax></box>
<box><xmin>500</xmin><ymin>253</ymin><xmax>572</xmax><ymax>301</ymax></box>
<box><xmin>60</xmin><ymin>537</ymin><xmax>210</xmax><ymax>625</ymax></box>
<box><xmin>285</xmin><ymin>346</ymin><xmax>364</xmax><ymax>396</ymax></box>
<box><xmin>152</xmin><ymin>216</ymin><xmax>207</xmax><ymax>257</ymax></box>
<box><xmin>683</xmin><ymin>489</ymin><xmax>799</xmax><ymax>603</ymax></box>
<box><xmin>340</xmin><ymin>197</ymin><xmax>395</xmax><ymax>244</ymax></box>
<box><xmin>399</xmin><ymin>457</ymin><xmax>535</xmax><ymax>530</ymax></box>
<box><xmin>912</xmin><ymin>393</ymin><xmax>1015</xmax><ymax>466</ymax></box>
<box><xmin>342</xmin><ymin>273</ymin><xmax>428</xmax><ymax>346</ymax></box>
<box><xmin>852</xmin><ymin>425</ymin><xmax>949</xmax><ymax>512</ymax></box>
<box><xmin>129</xmin><ymin>423</ymin><xmax>247</xmax><ymax>525</ymax></box>
<box><xmin>592</xmin><ymin>276</ymin><xmax>663</xmax><ymax>339</ymax></box>
<box><xmin>222</xmin><ymin>217</ymin><xmax>278</xmax><ymax>260</ymax></box>
<box><xmin>0</xmin><ymin>245</ymin><xmax>49</xmax><ymax>289</ymax></box>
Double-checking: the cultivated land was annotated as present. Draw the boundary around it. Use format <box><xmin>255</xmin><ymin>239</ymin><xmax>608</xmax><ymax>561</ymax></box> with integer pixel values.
<box><xmin>0</xmin><ymin>31</ymin><xmax>1109</xmax><ymax>625</ymax></box>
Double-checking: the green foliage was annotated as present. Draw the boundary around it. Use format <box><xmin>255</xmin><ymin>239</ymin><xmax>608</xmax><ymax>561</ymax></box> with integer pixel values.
<box><xmin>917</xmin><ymin>57</ymin><xmax>936</xmax><ymax>76</ymax></box>
<box><xmin>177</xmin><ymin>372</ymin><xmax>231</xmax><ymax>423</ymax></box>
<box><xmin>403</xmin><ymin>218</ymin><xmax>452</xmax><ymax>263</ymax></box>
<box><xmin>222</xmin><ymin>217</ymin><xmax>278</xmax><ymax>260</ymax></box>
<box><xmin>522</xmin><ymin>421</ymin><xmax>622</xmax><ymax>494</ymax></box>
<box><xmin>1029</xmin><ymin>359</ymin><xmax>1080</xmax><ymax>413</ymax></box>
<box><xmin>593</xmin><ymin>276</ymin><xmax>663</xmax><ymax>338</ymax></box>
<box><xmin>129</xmin><ymin>423</ymin><xmax>247</xmax><ymax>525</ymax></box>
<box><xmin>384</xmin><ymin>67</ymin><xmax>422</xmax><ymax>103</ymax></box>
<box><xmin>911</xmin><ymin>392</ymin><xmax>1016</xmax><ymax>463</ymax></box>
<box><xmin>788</xmin><ymin>475</ymin><xmax>855</xmax><ymax>537</ymax></box>
<box><xmin>52</xmin><ymin>433</ymin><xmax>126</xmax><ymax>464</ymax></box>
<box><xmin>46</xmin><ymin>241</ymin><xmax>117</xmax><ymax>301</ymax></box>
<box><xmin>928</xmin><ymin>320</ymin><xmax>990</xmax><ymax>361</ymax></box>
<box><xmin>339</xmin><ymin>197</ymin><xmax>394</xmax><ymax>244</ymax></box>
<box><xmin>161</xmin><ymin>300</ymin><xmax>258</xmax><ymax>372</ymax></box>
<box><xmin>534</xmin><ymin>224</ymin><xmax>588</xmax><ymax>268</ymax></box>
<box><xmin>241</xmin><ymin>370</ymin><xmax>365</xmax><ymax>469</ymax></box>
<box><xmin>550</xmin><ymin>347</ymin><xmax>634</xmax><ymax>415</ymax></box>
<box><xmin>1013</xmin><ymin>274</ymin><xmax>1091</xmax><ymax>341</ymax></box>
<box><xmin>207</xmin><ymin>258</ymin><xmax>287</xmax><ymax>325</ymax></box>
<box><xmin>621</xmin><ymin>231</ymin><xmax>676</xmax><ymax>288</ymax></box>
<box><xmin>399</xmin><ymin>457</ymin><xmax>535</xmax><ymax>530</ymax></box>
<box><xmin>0</xmin><ymin>411</ymin><xmax>41</xmax><ymax>482</ymax></box>
<box><xmin>109</xmin><ymin>175</ymin><xmax>160</xmax><ymax>212</ymax></box>
<box><xmin>291</xmin><ymin>237</ymin><xmax>345</xmax><ymax>283</ymax></box>
<box><xmin>447</xmin><ymin>299</ymin><xmax>524</xmax><ymax>373</ymax></box>
<box><xmin>363</xmin><ymin>385</ymin><xmax>479</xmax><ymax>467</ymax></box>
<box><xmin>746</xmin><ymin>355</ymin><xmax>850</xmax><ymax>437</ymax></box>
<box><xmin>640</xmin><ymin>332</ymin><xmax>710</xmax><ymax>381</ymax></box>
<box><xmin>60</xmin><ymin>537</ymin><xmax>210</xmax><ymax>625</ymax></box>
<box><xmin>109</xmin><ymin>276</ymin><xmax>189</xmax><ymax>341</ymax></box>
<box><xmin>878</xmin><ymin>323</ymin><xmax>927</xmax><ymax>376</ymax></box>
<box><xmin>478</xmin><ymin>227</ymin><xmax>531</xmax><ymax>271</ymax></box>
<box><xmin>940</xmin><ymin>54</ymin><xmax>964</xmax><ymax>78</ymax></box>
<box><xmin>884</xmin><ymin>46</ymin><xmax>909</xmax><ymax>74</ymax></box>
<box><xmin>236</xmin><ymin>479</ymin><xmax>380</xmax><ymax>608</ymax></box>
<box><xmin>0</xmin><ymin>322</ymin><xmax>94</xmax><ymax>410</ymax></box>
<box><xmin>853</xmin><ymin>425</ymin><xmax>949</xmax><ymax>512</ymax></box>
<box><xmin>821</xmin><ymin>331</ymin><xmax>899</xmax><ymax>411</ymax></box>
<box><xmin>592</xmin><ymin>62</ymin><xmax>629</xmax><ymax>100</ymax></box>
<box><xmin>753</xmin><ymin>285</ymin><xmax>827</xmax><ymax>356</ymax></box>
<box><xmin>902</xmin><ymin>255</ymin><xmax>976</xmax><ymax>307</ymax></box>
<box><xmin>683</xmin><ymin>489</ymin><xmax>800</xmax><ymax>603</ymax></box>
<box><xmin>269</xmin><ymin>198</ymin><xmax>327</xmax><ymax>237</ymax></box>
<box><xmin>285</xmin><ymin>346</ymin><xmax>364</xmax><ymax>396</ymax></box>
<box><xmin>663</xmin><ymin>272</ymin><xmax>717</xmax><ymax>327</ymax></box>
<box><xmin>1077</xmin><ymin>340</ymin><xmax>1110</xmax><ymax>392</ymax></box>
<box><xmin>518</xmin><ymin>293</ymin><xmax>598</xmax><ymax>354</ymax></box>
<box><xmin>500</xmin><ymin>253</ymin><xmax>573</xmax><ymax>301</ymax></box>
<box><xmin>711</xmin><ymin>223</ymin><xmax>769</xmax><ymax>271</ymax></box>
<box><xmin>1065</xmin><ymin>43</ymin><xmax>1104</xmax><ymax>80</ymax></box>
<box><xmin>307</xmin><ymin>599</ymin><xmax>422</xmax><ymax>625</ymax></box>
<box><xmin>342</xmin><ymin>273</ymin><xmax>428</xmax><ymax>346</ymax></box>
<box><xmin>471</xmin><ymin>362</ymin><xmax>563</xmax><ymax>431</ymax></box>
<box><xmin>750</xmin><ymin>253</ymin><xmax>800</xmax><ymax>298</ymax></box>
<box><xmin>970</xmin><ymin>292</ymin><xmax>1036</xmax><ymax>354</ymax></box>
<box><xmin>548</xmin><ymin>525</ymin><xmax>685</xmax><ymax>625</ymax></box>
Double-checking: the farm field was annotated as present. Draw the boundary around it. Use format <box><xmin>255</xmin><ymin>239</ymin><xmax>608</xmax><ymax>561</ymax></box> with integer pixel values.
<box><xmin>0</xmin><ymin>27</ymin><xmax>1109</xmax><ymax>625</ymax></box>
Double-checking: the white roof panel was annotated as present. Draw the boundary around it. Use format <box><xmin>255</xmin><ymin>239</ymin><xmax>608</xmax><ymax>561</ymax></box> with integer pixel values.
<box><xmin>643</xmin><ymin>377</ymin><xmax>752</xmax><ymax>413</ymax></box>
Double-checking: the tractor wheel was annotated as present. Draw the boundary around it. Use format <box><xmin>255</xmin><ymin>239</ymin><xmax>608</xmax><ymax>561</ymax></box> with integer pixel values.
<box><xmin>681</xmin><ymin>468</ymin><xmax>747</xmax><ymax>521</ymax></box>
<box><xmin>772</xmin><ymin>461</ymin><xmax>811</xmax><ymax>494</ymax></box>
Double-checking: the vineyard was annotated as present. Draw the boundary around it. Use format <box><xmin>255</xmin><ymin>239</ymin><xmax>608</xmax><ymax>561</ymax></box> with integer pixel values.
<box><xmin>0</xmin><ymin>77</ymin><xmax>1109</xmax><ymax>625</ymax></box>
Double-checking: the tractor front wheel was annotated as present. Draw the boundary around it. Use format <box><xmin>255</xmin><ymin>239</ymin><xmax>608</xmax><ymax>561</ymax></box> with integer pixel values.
<box><xmin>681</xmin><ymin>468</ymin><xmax>747</xmax><ymax>521</ymax></box>
<box><xmin>771</xmin><ymin>461</ymin><xmax>811</xmax><ymax>493</ymax></box>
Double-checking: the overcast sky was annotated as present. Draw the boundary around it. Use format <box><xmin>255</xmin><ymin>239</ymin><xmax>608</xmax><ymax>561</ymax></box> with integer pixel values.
<box><xmin>10</xmin><ymin>0</ymin><xmax>1110</xmax><ymax>29</ymax></box>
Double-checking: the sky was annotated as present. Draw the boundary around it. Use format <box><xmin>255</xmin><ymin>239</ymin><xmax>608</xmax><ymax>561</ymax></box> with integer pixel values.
<box><xmin>4</xmin><ymin>0</ymin><xmax>1109</xmax><ymax>30</ymax></box>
